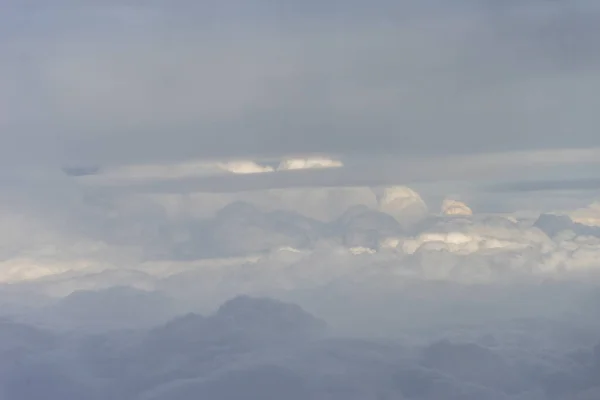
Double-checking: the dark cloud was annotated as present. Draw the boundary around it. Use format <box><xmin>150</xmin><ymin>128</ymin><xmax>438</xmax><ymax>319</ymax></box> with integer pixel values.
<box><xmin>2</xmin><ymin>0</ymin><xmax>600</xmax><ymax>168</ymax></box>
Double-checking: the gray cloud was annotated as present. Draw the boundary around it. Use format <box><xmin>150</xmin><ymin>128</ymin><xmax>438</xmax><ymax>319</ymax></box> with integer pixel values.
<box><xmin>4</xmin><ymin>4</ymin><xmax>600</xmax><ymax>399</ymax></box>
<box><xmin>72</xmin><ymin>148</ymin><xmax>600</xmax><ymax>195</ymax></box>
<box><xmin>2</xmin><ymin>0</ymin><xmax>600</xmax><ymax>169</ymax></box>
<box><xmin>489</xmin><ymin>178</ymin><xmax>600</xmax><ymax>193</ymax></box>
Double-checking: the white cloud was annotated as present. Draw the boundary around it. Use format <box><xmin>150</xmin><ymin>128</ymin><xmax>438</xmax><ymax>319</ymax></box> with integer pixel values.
<box><xmin>70</xmin><ymin>148</ymin><xmax>600</xmax><ymax>201</ymax></box>
<box><xmin>277</xmin><ymin>156</ymin><xmax>343</xmax><ymax>171</ymax></box>
<box><xmin>557</xmin><ymin>201</ymin><xmax>600</xmax><ymax>227</ymax></box>
<box><xmin>4</xmin><ymin>182</ymin><xmax>600</xmax><ymax>289</ymax></box>
<box><xmin>2</xmin><ymin>180</ymin><xmax>600</xmax><ymax>398</ymax></box>
<box><xmin>217</xmin><ymin>161</ymin><xmax>274</xmax><ymax>174</ymax></box>
<box><xmin>376</xmin><ymin>186</ymin><xmax>429</xmax><ymax>227</ymax></box>
<box><xmin>75</xmin><ymin>155</ymin><xmax>345</xmax><ymax>187</ymax></box>
<box><xmin>442</xmin><ymin>198</ymin><xmax>474</xmax><ymax>216</ymax></box>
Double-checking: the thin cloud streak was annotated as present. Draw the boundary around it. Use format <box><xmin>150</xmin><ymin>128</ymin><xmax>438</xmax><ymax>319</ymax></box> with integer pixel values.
<box><xmin>489</xmin><ymin>178</ymin><xmax>600</xmax><ymax>193</ymax></box>
<box><xmin>78</xmin><ymin>148</ymin><xmax>600</xmax><ymax>193</ymax></box>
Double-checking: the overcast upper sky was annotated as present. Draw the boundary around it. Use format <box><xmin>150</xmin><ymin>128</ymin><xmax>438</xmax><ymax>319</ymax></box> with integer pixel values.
<box><xmin>5</xmin><ymin>8</ymin><xmax>600</xmax><ymax>399</ymax></box>
<box><xmin>2</xmin><ymin>0</ymin><xmax>600</xmax><ymax>173</ymax></box>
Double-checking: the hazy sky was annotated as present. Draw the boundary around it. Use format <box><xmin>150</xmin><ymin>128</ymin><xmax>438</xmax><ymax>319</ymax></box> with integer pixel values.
<box><xmin>2</xmin><ymin>0</ymin><xmax>600</xmax><ymax>175</ymax></box>
<box><xmin>4</xmin><ymin>5</ymin><xmax>600</xmax><ymax>399</ymax></box>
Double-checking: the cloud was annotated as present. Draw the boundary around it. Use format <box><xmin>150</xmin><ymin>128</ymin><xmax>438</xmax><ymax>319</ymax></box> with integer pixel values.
<box><xmin>442</xmin><ymin>198</ymin><xmax>474</xmax><ymax>216</ymax></box>
<box><xmin>85</xmin><ymin>159</ymin><xmax>276</xmax><ymax>183</ymax></box>
<box><xmin>65</xmin><ymin>148</ymin><xmax>600</xmax><ymax>200</ymax></box>
<box><xmin>4</xmin><ymin>3</ymin><xmax>600</xmax><ymax>398</ymax></box>
<box><xmin>377</xmin><ymin>186</ymin><xmax>429</xmax><ymax>227</ymax></box>
<box><xmin>2</xmin><ymin>1</ymin><xmax>600</xmax><ymax>169</ymax></box>
<box><xmin>72</xmin><ymin>155</ymin><xmax>344</xmax><ymax>186</ymax></box>
<box><xmin>5</xmin><ymin>183</ymin><xmax>600</xmax><ymax>289</ymax></box>
<box><xmin>488</xmin><ymin>178</ymin><xmax>600</xmax><ymax>193</ymax></box>
<box><xmin>277</xmin><ymin>156</ymin><xmax>343</xmax><ymax>171</ymax></box>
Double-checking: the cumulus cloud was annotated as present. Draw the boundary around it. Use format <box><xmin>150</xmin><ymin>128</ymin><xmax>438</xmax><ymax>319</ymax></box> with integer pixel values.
<box><xmin>5</xmin><ymin>183</ymin><xmax>600</xmax><ymax>289</ymax></box>
<box><xmin>1</xmin><ymin>185</ymin><xmax>600</xmax><ymax>399</ymax></box>
<box><xmin>376</xmin><ymin>186</ymin><xmax>429</xmax><ymax>228</ymax></box>
<box><xmin>442</xmin><ymin>198</ymin><xmax>474</xmax><ymax>216</ymax></box>
<box><xmin>4</xmin><ymin>2</ymin><xmax>600</xmax><ymax>399</ymax></box>
<box><xmin>557</xmin><ymin>202</ymin><xmax>600</xmax><ymax>227</ymax></box>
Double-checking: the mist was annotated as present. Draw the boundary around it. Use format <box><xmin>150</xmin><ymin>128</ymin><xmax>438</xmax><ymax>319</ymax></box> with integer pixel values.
<box><xmin>2</xmin><ymin>186</ymin><xmax>600</xmax><ymax>399</ymax></box>
<box><xmin>3</xmin><ymin>0</ymin><xmax>600</xmax><ymax>399</ymax></box>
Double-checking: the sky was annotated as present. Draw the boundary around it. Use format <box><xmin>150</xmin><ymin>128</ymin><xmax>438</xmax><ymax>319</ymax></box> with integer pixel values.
<box><xmin>4</xmin><ymin>2</ymin><xmax>600</xmax><ymax>399</ymax></box>
<box><xmin>2</xmin><ymin>0</ymin><xmax>600</xmax><ymax>179</ymax></box>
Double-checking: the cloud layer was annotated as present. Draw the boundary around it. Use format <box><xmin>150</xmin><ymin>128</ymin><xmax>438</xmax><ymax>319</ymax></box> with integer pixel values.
<box><xmin>3</xmin><ymin>2</ymin><xmax>600</xmax><ymax>399</ymax></box>
<box><xmin>3</xmin><ymin>0</ymin><xmax>600</xmax><ymax>168</ymax></box>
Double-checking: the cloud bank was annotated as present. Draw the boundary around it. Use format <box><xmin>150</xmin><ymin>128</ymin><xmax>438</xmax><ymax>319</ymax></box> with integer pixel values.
<box><xmin>3</xmin><ymin>0</ymin><xmax>600</xmax><ymax>168</ymax></box>
<box><xmin>3</xmin><ymin>1</ymin><xmax>600</xmax><ymax>399</ymax></box>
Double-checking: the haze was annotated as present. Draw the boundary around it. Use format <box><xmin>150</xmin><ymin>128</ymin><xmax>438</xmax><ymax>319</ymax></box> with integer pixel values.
<box><xmin>1</xmin><ymin>1</ymin><xmax>600</xmax><ymax>399</ymax></box>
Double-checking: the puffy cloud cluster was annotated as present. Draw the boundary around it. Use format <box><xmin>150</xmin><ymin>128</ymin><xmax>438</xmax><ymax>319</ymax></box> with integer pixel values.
<box><xmin>5</xmin><ymin>184</ymin><xmax>600</xmax><ymax>288</ymax></box>
<box><xmin>0</xmin><ymin>204</ymin><xmax>138</xmax><ymax>283</ymax></box>
<box><xmin>1</xmin><ymin>179</ymin><xmax>600</xmax><ymax>399</ymax></box>
<box><xmin>442</xmin><ymin>198</ymin><xmax>473</xmax><ymax>216</ymax></box>
<box><xmin>4</xmin><ymin>0</ymin><xmax>600</xmax><ymax>395</ymax></box>
<box><xmin>376</xmin><ymin>186</ymin><xmax>429</xmax><ymax>228</ymax></box>
<box><xmin>3</xmin><ymin>181</ymin><xmax>600</xmax><ymax>309</ymax></box>
<box><xmin>559</xmin><ymin>202</ymin><xmax>600</xmax><ymax>227</ymax></box>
